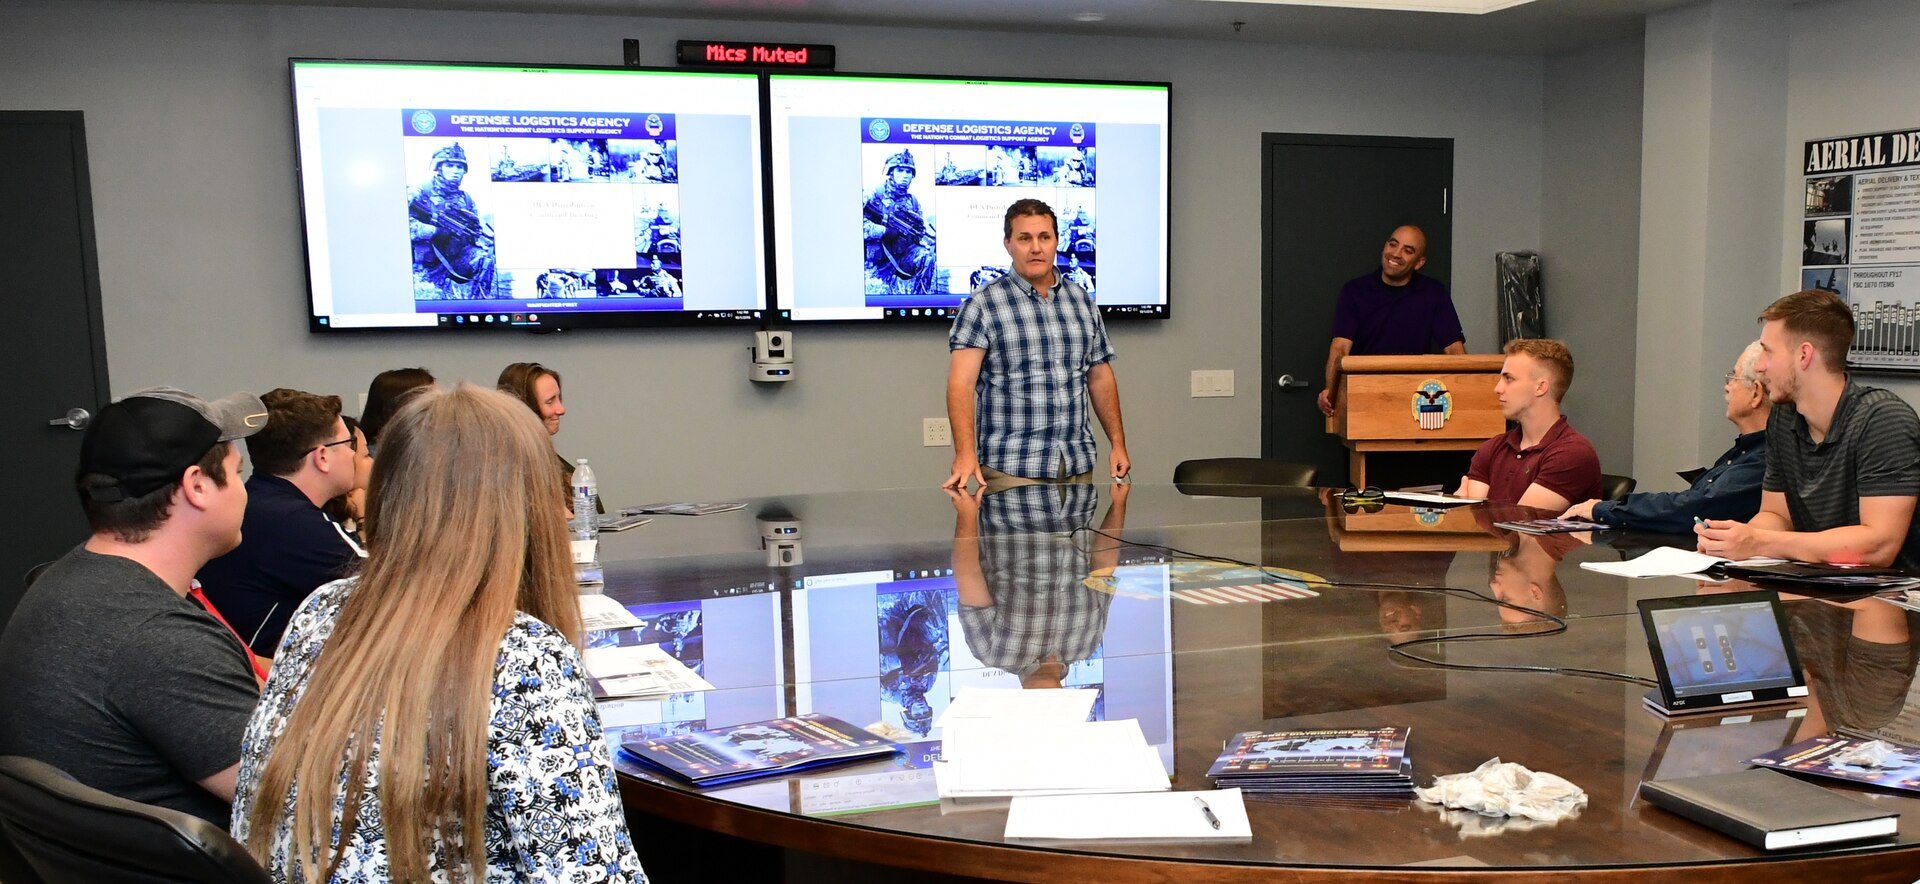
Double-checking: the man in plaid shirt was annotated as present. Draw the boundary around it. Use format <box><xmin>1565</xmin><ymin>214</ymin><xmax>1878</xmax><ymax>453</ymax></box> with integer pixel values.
<box><xmin>945</xmin><ymin>199</ymin><xmax>1130</xmax><ymax>490</ymax></box>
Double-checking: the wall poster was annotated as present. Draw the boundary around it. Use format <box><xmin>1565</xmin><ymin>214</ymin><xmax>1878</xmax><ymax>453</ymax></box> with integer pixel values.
<box><xmin>1803</xmin><ymin>127</ymin><xmax>1920</xmax><ymax>371</ymax></box>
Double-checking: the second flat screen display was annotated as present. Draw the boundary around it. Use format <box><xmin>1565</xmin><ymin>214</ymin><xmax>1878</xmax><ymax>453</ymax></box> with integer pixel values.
<box><xmin>768</xmin><ymin>73</ymin><xmax>1170</xmax><ymax>322</ymax></box>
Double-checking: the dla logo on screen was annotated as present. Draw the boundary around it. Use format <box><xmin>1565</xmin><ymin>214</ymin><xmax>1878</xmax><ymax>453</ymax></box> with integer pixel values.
<box><xmin>868</xmin><ymin>118</ymin><xmax>891</xmax><ymax>141</ymax></box>
<box><xmin>1069</xmin><ymin>123</ymin><xmax>1086</xmax><ymax>144</ymax></box>
<box><xmin>645</xmin><ymin>114</ymin><xmax>664</xmax><ymax>137</ymax></box>
<box><xmin>410</xmin><ymin>109</ymin><xmax>437</xmax><ymax>134</ymax></box>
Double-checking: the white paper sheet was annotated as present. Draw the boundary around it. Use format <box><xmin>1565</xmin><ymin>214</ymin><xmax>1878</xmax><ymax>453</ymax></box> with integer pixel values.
<box><xmin>1004</xmin><ymin>789</ymin><xmax>1252</xmax><ymax>841</ymax></box>
<box><xmin>1579</xmin><ymin>546</ymin><xmax>1786</xmax><ymax>578</ymax></box>
<box><xmin>932</xmin><ymin>687</ymin><xmax>1097</xmax><ymax>730</ymax></box>
<box><xmin>578</xmin><ymin>594</ymin><xmax>644</xmax><ymax>632</ymax></box>
<box><xmin>1383</xmin><ymin>491</ymin><xmax>1485</xmax><ymax>506</ymax></box>
<box><xmin>934</xmin><ymin>718</ymin><xmax>1169</xmax><ymax>798</ymax></box>
<box><xmin>581</xmin><ymin>643</ymin><xmax>715</xmax><ymax>698</ymax></box>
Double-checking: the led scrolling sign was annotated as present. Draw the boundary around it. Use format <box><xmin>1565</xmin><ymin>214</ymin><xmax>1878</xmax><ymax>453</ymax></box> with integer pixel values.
<box><xmin>676</xmin><ymin>40</ymin><xmax>838</xmax><ymax>70</ymax></box>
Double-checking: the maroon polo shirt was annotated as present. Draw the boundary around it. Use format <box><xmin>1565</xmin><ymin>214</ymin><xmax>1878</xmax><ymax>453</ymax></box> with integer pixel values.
<box><xmin>1467</xmin><ymin>415</ymin><xmax>1603</xmax><ymax>505</ymax></box>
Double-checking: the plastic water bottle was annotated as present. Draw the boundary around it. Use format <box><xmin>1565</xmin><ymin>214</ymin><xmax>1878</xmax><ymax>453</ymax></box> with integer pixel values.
<box><xmin>570</xmin><ymin>459</ymin><xmax>598</xmax><ymax>542</ymax></box>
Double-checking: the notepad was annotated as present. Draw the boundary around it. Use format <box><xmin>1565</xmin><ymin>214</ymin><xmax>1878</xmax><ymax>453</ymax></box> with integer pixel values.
<box><xmin>1638</xmin><ymin>768</ymin><xmax>1897</xmax><ymax>850</ymax></box>
<box><xmin>1004</xmin><ymin>789</ymin><xmax>1252</xmax><ymax>842</ymax></box>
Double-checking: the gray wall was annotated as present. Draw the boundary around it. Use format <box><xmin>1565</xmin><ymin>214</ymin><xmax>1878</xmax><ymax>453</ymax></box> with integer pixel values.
<box><xmin>1784</xmin><ymin>0</ymin><xmax>1920</xmax><ymax>404</ymax></box>
<box><xmin>1631</xmin><ymin>0</ymin><xmax>1789</xmax><ymax>491</ymax></box>
<box><xmin>2</xmin><ymin>0</ymin><xmax>1546</xmax><ymax>502</ymax></box>
<box><xmin>1541</xmin><ymin>37</ymin><xmax>1644</xmax><ymax>476</ymax></box>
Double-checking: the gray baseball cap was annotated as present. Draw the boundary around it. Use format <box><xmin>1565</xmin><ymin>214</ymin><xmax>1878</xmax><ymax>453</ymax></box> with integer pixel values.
<box><xmin>78</xmin><ymin>387</ymin><xmax>269</xmax><ymax>501</ymax></box>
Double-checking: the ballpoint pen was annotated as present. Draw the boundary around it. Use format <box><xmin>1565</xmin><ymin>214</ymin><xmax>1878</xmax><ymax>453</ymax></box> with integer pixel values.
<box><xmin>1194</xmin><ymin>795</ymin><xmax>1221</xmax><ymax>830</ymax></box>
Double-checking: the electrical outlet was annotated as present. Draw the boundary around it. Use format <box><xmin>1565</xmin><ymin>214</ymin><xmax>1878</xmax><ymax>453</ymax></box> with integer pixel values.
<box><xmin>923</xmin><ymin>417</ymin><xmax>952</xmax><ymax>447</ymax></box>
<box><xmin>1190</xmin><ymin>370</ymin><xmax>1235</xmax><ymax>398</ymax></box>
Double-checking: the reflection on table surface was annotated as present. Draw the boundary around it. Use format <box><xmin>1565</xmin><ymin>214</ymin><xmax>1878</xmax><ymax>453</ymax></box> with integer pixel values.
<box><xmin>588</xmin><ymin>485</ymin><xmax>1920</xmax><ymax>875</ymax></box>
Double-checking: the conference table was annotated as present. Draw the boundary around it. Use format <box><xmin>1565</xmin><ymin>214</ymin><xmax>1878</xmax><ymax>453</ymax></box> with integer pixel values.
<box><xmin>588</xmin><ymin>484</ymin><xmax>1920</xmax><ymax>882</ymax></box>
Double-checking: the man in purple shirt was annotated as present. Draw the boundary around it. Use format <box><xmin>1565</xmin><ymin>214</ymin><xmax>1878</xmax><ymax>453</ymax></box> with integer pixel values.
<box><xmin>1317</xmin><ymin>225</ymin><xmax>1466</xmax><ymax>416</ymax></box>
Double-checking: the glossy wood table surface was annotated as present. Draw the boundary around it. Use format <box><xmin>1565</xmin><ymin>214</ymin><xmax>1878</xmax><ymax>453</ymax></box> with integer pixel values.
<box><xmin>588</xmin><ymin>485</ymin><xmax>1920</xmax><ymax>882</ymax></box>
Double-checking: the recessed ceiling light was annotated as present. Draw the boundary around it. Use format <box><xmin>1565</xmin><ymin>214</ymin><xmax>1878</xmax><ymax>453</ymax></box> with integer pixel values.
<box><xmin>1072</xmin><ymin>11</ymin><xmax>1108</xmax><ymax>22</ymax></box>
<box><xmin>1196</xmin><ymin>0</ymin><xmax>1539</xmax><ymax>13</ymax></box>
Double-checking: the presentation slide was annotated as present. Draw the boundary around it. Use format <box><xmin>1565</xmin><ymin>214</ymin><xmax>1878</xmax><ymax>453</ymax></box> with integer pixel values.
<box><xmin>291</xmin><ymin>61</ymin><xmax>768</xmax><ymax>331</ymax></box>
<box><xmin>768</xmin><ymin>74</ymin><xmax>1169</xmax><ymax>322</ymax></box>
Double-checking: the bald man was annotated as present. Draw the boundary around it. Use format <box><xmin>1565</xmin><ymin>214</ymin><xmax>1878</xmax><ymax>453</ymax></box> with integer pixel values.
<box><xmin>1318</xmin><ymin>225</ymin><xmax>1467</xmax><ymax>416</ymax></box>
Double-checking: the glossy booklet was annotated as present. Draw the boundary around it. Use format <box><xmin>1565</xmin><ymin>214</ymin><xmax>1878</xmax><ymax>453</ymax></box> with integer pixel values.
<box><xmin>1208</xmin><ymin>726</ymin><xmax>1410</xmax><ymax>779</ymax></box>
<box><xmin>620</xmin><ymin>713</ymin><xmax>898</xmax><ymax>788</ymax></box>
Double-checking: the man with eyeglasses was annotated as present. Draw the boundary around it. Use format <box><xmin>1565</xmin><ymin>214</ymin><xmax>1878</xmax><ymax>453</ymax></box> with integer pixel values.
<box><xmin>1560</xmin><ymin>342</ymin><xmax>1772</xmax><ymax>532</ymax></box>
<box><xmin>1695</xmin><ymin>289</ymin><xmax>1920</xmax><ymax>569</ymax></box>
<box><xmin>199</xmin><ymin>388</ymin><xmax>366</xmax><ymax>659</ymax></box>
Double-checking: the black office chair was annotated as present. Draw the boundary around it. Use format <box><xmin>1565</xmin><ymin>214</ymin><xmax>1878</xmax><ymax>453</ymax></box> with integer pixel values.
<box><xmin>1600</xmin><ymin>473</ymin><xmax>1637</xmax><ymax>503</ymax></box>
<box><xmin>0</xmin><ymin>756</ymin><xmax>269</xmax><ymax>884</ymax></box>
<box><xmin>0</xmin><ymin>820</ymin><xmax>41</xmax><ymax>884</ymax></box>
<box><xmin>23</xmin><ymin>561</ymin><xmax>51</xmax><ymax>589</ymax></box>
<box><xmin>1173</xmin><ymin>458</ymin><xmax>1318</xmax><ymax>493</ymax></box>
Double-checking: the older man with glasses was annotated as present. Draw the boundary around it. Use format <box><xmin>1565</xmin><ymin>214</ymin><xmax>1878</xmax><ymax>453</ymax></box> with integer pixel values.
<box><xmin>199</xmin><ymin>388</ymin><xmax>367</xmax><ymax>660</ymax></box>
<box><xmin>1559</xmin><ymin>342</ymin><xmax>1772</xmax><ymax>533</ymax></box>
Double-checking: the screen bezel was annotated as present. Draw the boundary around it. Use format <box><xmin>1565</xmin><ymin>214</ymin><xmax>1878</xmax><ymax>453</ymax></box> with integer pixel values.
<box><xmin>289</xmin><ymin>57</ymin><xmax>775</xmax><ymax>333</ymax></box>
<box><xmin>764</xmin><ymin>68</ymin><xmax>1172</xmax><ymax>325</ymax></box>
<box><xmin>1636</xmin><ymin>590</ymin><xmax>1809</xmax><ymax>713</ymax></box>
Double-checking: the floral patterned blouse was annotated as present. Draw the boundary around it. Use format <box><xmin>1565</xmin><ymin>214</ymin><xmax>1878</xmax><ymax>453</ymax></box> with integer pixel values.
<box><xmin>231</xmin><ymin>578</ymin><xmax>646</xmax><ymax>883</ymax></box>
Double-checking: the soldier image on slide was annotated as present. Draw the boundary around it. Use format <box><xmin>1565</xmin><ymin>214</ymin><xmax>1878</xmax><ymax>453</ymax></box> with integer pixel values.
<box><xmin>863</xmin><ymin>149</ymin><xmax>940</xmax><ymax>296</ymax></box>
<box><xmin>407</xmin><ymin>142</ymin><xmax>498</xmax><ymax>299</ymax></box>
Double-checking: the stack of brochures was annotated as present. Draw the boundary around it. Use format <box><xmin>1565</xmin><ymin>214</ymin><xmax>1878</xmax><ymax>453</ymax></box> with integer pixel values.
<box><xmin>930</xmin><ymin>687</ymin><xmax>1170</xmax><ymax>799</ymax></box>
<box><xmin>1207</xmin><ymin>726</ymin><xmax>1415</xmax><ymax>798</ymax></box>
<box><xmin>619</xmin><ymin>714</ymin><xmax>899</xmax><ymax>788</ymax></box>
<box><xmin>582</xmin><ymin>643</ymin><xmax>717</xmax><ymax>699</ymax></box>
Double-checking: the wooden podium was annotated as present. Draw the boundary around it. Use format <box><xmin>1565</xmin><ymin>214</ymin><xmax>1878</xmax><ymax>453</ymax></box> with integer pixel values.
<box><xmin>1326</xmin><ymin>354</ymin><xmax>1506</xmax><ymax>488</ymax></box>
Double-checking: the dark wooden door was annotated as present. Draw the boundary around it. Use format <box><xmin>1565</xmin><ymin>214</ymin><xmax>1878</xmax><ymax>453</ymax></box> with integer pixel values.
<box><xmin>0</xmin><ymin>112</ymin><xmax>110</xmax><ymax>626</ymax></box>
<box><xmin>1261</xmin><ymin>134</ymin><xmax>1452</xmax><ymax>484</ymax></box>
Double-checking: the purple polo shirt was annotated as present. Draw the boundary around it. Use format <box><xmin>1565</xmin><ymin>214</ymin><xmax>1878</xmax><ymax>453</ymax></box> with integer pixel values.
<box><xmin>1467</xmin><ymin>416</ymin><xmax>1603</xmax><ymax>505</ymax></box>
<box><xmin>1330</xmin><ymin>271</ymin><xmax>1465</xmax><ymax>355</ymax></box>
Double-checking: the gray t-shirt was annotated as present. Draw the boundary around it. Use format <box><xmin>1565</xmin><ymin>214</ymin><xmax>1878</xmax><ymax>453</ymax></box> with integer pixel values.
<box><xmin>1762</xmin><ymin>379</ymin><xmax>1920</xmax><ymax>570</ymax></box>
<box><xmin>0</xmin><ymin>545</ymin><xmax>260</xmax><ymax>826</ymax></box>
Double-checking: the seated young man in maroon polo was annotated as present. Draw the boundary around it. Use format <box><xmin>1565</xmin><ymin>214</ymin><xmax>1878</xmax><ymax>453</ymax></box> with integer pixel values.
<box><xmin>1454</xmin><ymin>338</ymin><xmax>1603</xmax><ymax>510</ymax></box>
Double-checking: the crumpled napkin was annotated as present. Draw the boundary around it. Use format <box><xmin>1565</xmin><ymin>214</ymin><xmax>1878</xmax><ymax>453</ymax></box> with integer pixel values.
<box><xmin>1832</xmin><ymin>739</ymin><xmax>1901</xmax><ymax>769</ymax></box>
<box><xmin>1415</xmin><ymin>757</ymin><xmax>1587</xmax><ymax>822</ymax></box>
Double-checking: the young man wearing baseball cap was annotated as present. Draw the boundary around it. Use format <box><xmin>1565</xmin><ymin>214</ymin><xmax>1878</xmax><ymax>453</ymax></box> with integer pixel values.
<box><xmin>0</xmin><ymin>387</ymin><xmax>268</xmax><ymax>827</ymax></box>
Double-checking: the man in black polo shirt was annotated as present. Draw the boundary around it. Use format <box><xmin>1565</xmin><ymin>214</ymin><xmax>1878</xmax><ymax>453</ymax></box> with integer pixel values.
<box><xmin>1696</xmin><ymin>289</ymin><xmax>1920</xmax><ymax>569</ymax></box>
<box><xmin>0</xmin><ymin>387</ymin><xmax>267</xmax><ymax>826</ymax></box>
<box><xmin>199</xmin><ymin>388</ymin><xmax>364</xmax><ymax>657</ymax></box>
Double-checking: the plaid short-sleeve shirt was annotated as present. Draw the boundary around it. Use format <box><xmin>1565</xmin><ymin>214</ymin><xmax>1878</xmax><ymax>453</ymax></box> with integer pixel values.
<box><xmin>949</xmin><ymin>272</ymin><xmax>1115</xmax><ymax>478</ymax></box>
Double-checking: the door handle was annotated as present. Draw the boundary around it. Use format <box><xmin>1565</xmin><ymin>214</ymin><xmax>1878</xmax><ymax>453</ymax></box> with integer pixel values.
<box><xmin>48</xmin><ymin>407</ymin><xmax>91</xmax><ymax>430</ymax></box>
<box><xmin>1276</xmin><ymin>374</ymin><xmax>1309</xmax><ymax>389</ymax></box>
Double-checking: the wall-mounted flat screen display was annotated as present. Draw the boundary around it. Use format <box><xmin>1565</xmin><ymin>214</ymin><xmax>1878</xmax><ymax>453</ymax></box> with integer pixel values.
<box><xmin>768</xmin><ymin>73</ymin><xmax>1170</xmax><ymax>322</ymax></box>
<box><xmin>291</xmin><ymin>59</ymin><xmax>770</xmax><ymax>331</ymax></box>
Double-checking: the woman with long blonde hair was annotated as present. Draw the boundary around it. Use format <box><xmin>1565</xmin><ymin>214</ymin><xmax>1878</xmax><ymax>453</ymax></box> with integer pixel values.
<box><xmin>232</xmin><ymin>385</ymin><xmax>645</xmax><ymax>883</ymax></box>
